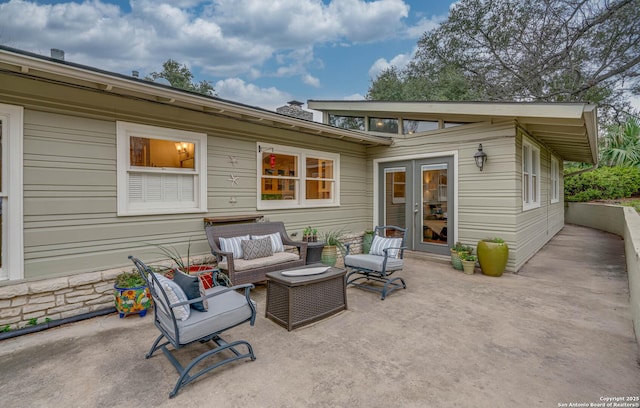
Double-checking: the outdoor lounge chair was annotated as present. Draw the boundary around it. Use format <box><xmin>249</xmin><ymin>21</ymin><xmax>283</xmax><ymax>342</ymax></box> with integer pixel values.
<box><xmin>129</xmin><ymin>256</ymin><xmax>257</xmax><ymax>398</ymax></box>
<box><xmin>344</xmin><ymin>226</ymin><xmax>407</xmax><ymax>300</ymax></box>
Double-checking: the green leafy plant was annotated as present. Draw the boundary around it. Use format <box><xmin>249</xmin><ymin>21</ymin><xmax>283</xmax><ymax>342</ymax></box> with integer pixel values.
<box><xmin>565</xmin><ymin>166</ymin><xmax>640</xmax><ymax>202</ymax></box>
<box><xmin>460</xmin><ymin>252</ymin><xmax>477</xmax><ymax>262</ymax></box>
<box><xmin>453</xmin><ymin>241</ymin><xmax>473</xmax><ymax>253</ymax></box>
<box><xmin>115</xmin><ymin>270</ymin><xmax>147</xmax><ymax>287</ymax></box>
<box><xmin>322</xmin><ymin>229</ymin><xmax>348</xmax><ymax>254</ymax></box>
<box><xmin>27</xmin><ymin>318</ymin><xmax>38</xmax><ymax>326</ymax></box>
<box><xmin>484</xmin><ymin>237</ymin><xmax>505</xmax><ymax>244</ymax></box>
<box><xmin>1</xmin><ymin>324</ymin><xmax>11</xmax><ymax>332</ymax></box>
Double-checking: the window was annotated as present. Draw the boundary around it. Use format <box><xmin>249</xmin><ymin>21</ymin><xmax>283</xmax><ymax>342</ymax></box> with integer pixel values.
<box><xmin>368</xmin><ymin>117</ymin><xmax>398</xmax><ymax>134</ymax></box>
<box><xmin>522</xmin><ymin>138</ymin><xmax>541</xmax><ymax>210</ymax></box>
<box><xmin>0</xmin><ymin>103</ymin><xmax>24</xmax><ymax>281</ymax></box>
<box><xmin>389</xmin><ymin>169</ymin><xmax>406</xmax><ymax>204</ymax></box>
<box><xmin>402</xmin><ymin>119</ymin><xmax>439</xmax><ymax>134</ymax></box>
<box><xmin>117</xmin><ymin>121</ymin><xmax>207</xmax><ymax>216</ymax></box>
<box><xmin>550</xmin><ymin>157</ymin><xmax>560</xmax><ymax>203</ymax></box>
<box><xmin>328</xmin><ymin>114</ymin><xmax>365</xmax><ymax>130</ymax></box>
<box><xmin>257</xmin><ymin>143</ymin><xmax>339</xmax><ymax>209</ymax></box>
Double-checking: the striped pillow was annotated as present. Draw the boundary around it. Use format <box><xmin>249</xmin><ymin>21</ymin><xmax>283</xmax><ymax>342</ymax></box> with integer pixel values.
<box><xmin>370</xmin><ymin>235</ymin><xmax>403</xmax><ymax>258</ymax></box>
<box><xmin>219</xmin><ymin>235</ymin><xmax>250</xmax><ymax>259</ymax></box>
<box><xmin>252</xmin><ymin>232</ymin><xmax>285</xmax><ymax>253</ymax></box>
<box><xmin>151</xmin><ymin>273</ymin><xmax>190</xmax><ymax>321</ymax></box>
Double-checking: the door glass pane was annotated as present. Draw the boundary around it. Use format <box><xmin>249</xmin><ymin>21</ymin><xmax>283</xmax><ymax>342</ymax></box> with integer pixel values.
<box><xmin>422</xmin><ymin>164</ymin><xmax>448</xmax><ymax>245</ymax></box>
<box><xmin>384</xmin><ymin>168</ymin><xmax>406</xmax><ymax>229</ymax></box>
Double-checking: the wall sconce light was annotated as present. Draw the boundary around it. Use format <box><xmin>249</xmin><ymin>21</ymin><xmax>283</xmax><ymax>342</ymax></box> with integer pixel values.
<box><xmin>175</xmin><ymin>142</ymin><xmax>190</xmax><ymax>157</ymax></box>
<box><xmin>474</xmin><ymin>144</ymin><xmax>487</xmax><ymax>171</ymax></box>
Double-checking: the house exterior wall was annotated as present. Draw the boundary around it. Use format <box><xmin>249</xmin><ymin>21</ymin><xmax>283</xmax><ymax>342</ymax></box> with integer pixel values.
<box><xmin>1</xmin><ymin>73</ymin><xmax>369</xmax><ymax>264</ymax></box>
<box><xmin>513</xmin><ymin>128</ymin><xmax>565</xmax><ymax>271</ymax></box>
<box><xmin>366</xmin><ymin>120</ymin><xmax>562</xmax><ymax>272</ymax></box>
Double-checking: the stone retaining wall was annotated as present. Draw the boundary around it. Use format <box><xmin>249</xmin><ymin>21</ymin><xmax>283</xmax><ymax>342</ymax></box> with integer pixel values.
<box><xmin>0</xmin><ymin>234</ymin><xmax>366</xmax><ymax>331</ymax></box>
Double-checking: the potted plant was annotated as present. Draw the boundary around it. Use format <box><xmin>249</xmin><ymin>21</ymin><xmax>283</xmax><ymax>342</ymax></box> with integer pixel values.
<box><xmin>450</xmin><ymin>242</ymin><xmax>472</xmax><ymax>271</ymax></box>
<box><xmin>114</xmin><ymin>270</ymin><xmax>152</xmax><ymax>318</ymax></box>
<box><xmin>459</xmin><ymin>252</ymin><xmax>477</xmax><ymax>275</ymax></box>
<box><xmin>302</xmin><ymin>226</ymin><xmax>318</xmax><ymax>242</ymax></box>
<box><xmin>321</xmin><ymin>229</ymin><xmax>347</xmax><ymax>266</ymax></box>
<box><xmin>154</xmin><ymin>242</ymin><xmax>227</xmax><ymax>288</ymax></box>
<box><xmin>477</xmin><ymin>237</ymin><xmax>509</xmax><ymax>277</ymax></box>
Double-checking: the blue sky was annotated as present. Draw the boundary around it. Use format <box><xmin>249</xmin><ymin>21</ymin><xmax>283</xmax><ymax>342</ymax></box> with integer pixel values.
<box><xmin>0</xmin><ymin>0</ymin><xmax>457</xmax><ymax>115</ymax></box>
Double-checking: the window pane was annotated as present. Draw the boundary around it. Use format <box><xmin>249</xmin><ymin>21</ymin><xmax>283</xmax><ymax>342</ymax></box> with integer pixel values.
<box><xmin>306</xmin><ymin>180</ymin><xmax>333</xmax><ymax>199</ymax></box>
<box><xmin>328</xmin><ymin>114</ymin><xmax>365</xmax><ymax>130</ymax></box>
<box><xmin>444</xmin><ymin>122</ymin><xmax>468</xmax><ymax>128</ymax></box>
<box><xmin>306</xmin><ymin>158</ymin><xmax>333</xmax><ymax>179</ymax></box>
<box><xmin>262</xmin><ymin>178</ymin><xmax>297</xmax><ymax>200</ymax></box>
<box><xmin>130</xmin><ymin>136</ymin><xmax>195</xmax><ymax>169</ymax></box>
<box><xmin>369</xmin><ymin>117</ymin><xmax>398</xmax><ymax>134</ymax></box>
<box><xmin>262</xmin><ymin>152</ymin><xmax>297</xmax><ymax>176</ymax></box>
<box><xmin>402</xmin><ymin>120</ymin><xmax>439</xmax><ymax>134</ymax></box>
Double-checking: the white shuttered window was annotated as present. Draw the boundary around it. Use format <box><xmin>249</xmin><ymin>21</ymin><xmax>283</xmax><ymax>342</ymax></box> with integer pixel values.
<box><xmin>522</xmin><ymin>137</ymin><xmax>541</xmax><ymax>211</ymax></box>
<box><xmin>117</xmin><ymin>122</ymin><xmax>207</xmax><ymax>216</ymax></box>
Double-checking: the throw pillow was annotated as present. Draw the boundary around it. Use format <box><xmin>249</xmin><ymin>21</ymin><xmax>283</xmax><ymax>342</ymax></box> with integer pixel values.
<box><xmin>219</xmin><ymin>235</ymin><xmax>250</xmax><ymax>259</ymax></box>
<box><xmin>151</xmin><ymin>273</ymin><xmax>190</xmax><ymax>321</ymax></box>
<box><xmin>242</xmin><ymin>237</ymin><xmax>274</xmax><ymax>260</ymax></box>
<box><xmin>252</xmin><ymin>232</ymin><xmax>285</xmax><ymax>253</ymax></box>
<box><xmin>370</xmin><ymin>235</ymin><xmax>403</xmax><ymax>258</ymax></box>
<box><xmin>173</xmin><ymin>270</ymin><xmax>208</xmax><ymax>312</ymax></box>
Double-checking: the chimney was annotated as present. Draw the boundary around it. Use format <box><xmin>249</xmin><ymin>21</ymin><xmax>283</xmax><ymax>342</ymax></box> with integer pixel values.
<box><xmin>276</xmin><ymin>100</ymin><xmax>313</xmax><ymax>121</ymax></box>
<box><xmin>50</xmin><ymin>48</ymin><xmax>65</xmax><ymax>61</ymax></box>
<box><xmin>132</xmin><ymin>70</ymin><xmax>139</xmax><ymax>78</ymax></box>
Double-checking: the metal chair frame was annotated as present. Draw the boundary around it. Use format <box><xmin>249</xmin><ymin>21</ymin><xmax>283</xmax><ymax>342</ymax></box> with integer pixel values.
<box><xmin>129</xmin><ymin>256</ymin><xmax>257</xmax><ymax>398</ymax></box>
<box><xmin>344</xmin><ymin>226</ymin><xmax>407</xmax><ymax>300</ymax></box>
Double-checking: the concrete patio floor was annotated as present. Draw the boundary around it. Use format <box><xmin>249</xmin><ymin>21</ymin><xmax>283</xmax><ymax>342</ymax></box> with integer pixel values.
<box><xmin>0</xmin><ymin>224</ymin><xmax>638</xmax><ymax>408</ymax></box>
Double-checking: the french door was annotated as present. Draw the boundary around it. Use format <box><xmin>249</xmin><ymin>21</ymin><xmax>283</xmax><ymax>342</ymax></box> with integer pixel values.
<box><xmin>379</xmin><ymin>157</ymin><xmax>454</xmax><ymax>255</ymax></box>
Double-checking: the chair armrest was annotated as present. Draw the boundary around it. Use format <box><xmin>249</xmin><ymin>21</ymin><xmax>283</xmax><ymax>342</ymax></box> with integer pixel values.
<box><xmin>281</xmin><ymin>235</ymin><xmax>307</xmax><ymax>260</ymax></box>
<box><xmin>382</xmin><ymin>246</ymin><xmax>407</xmax><ymax>259</ymax></box>
<box><xmin>345</xmin><ymin>243</ymin><xmax>352</xmax><ymax>256</ymax></box>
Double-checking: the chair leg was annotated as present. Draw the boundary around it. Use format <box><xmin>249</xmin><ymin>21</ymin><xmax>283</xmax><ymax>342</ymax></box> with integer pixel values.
<box><xmin>381</xmin><ymin>277</ymin><xmax>406</xmax><ymax>300</ymax></box>
<box><xmin>346</xmin><ymin>268</ymin><xmax>406</xmax><ymax>300</ymax></box>
<box><xmin>146</xmin><ymin>333</ymin><xmax>170</xmax><ymax>359</ymax></box>
<box><xmin>164</xmin><ymin>336</ymin><xmax>256</xmax><ymax>398</ymax></box>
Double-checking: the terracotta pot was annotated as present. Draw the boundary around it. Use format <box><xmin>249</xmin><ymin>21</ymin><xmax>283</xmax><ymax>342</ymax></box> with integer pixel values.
<box><xmin>477</xmin><ymin>240</ymin><xmax>509</xmax><ymax>277</ymax></box>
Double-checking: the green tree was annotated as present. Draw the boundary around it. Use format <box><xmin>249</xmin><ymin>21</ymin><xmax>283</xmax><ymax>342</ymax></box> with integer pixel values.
<box><xmin>146</xmin><ymin>59</ymin><xmax>215</xmax><ymax>96</ymax></box>
<box><xmin>368</xmin><ymin>0</ymin><xmax>640</xmax><ymax>121</ymax></box>
<box><xmin>600</xmin><ymin>118</ymin><xmax>640</xmax><ymax>167</ymax></box>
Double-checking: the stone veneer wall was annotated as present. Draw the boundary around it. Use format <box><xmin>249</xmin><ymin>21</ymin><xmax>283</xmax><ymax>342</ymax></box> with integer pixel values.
<box><xmin>0</xmin><ymin>234</ymin><xmax>366</xmax><ymax>330</ymax></box>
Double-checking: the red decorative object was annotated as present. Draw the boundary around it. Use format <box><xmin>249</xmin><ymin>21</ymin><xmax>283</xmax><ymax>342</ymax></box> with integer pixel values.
<box><xmin>186</xmin><ymin>265</ymin><xmax>216</xmax><ymax>289</ymax></box>
<box><xmin>270</xmin><ymin>153</ymin><xmax>276</xmax><ymax>169</ymax></box>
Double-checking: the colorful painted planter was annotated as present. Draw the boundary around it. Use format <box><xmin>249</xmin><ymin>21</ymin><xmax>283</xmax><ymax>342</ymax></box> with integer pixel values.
<box><xmin>114</xmin><ymin>285</ymin><xmax>152</xmax><ymax>318</ymax></box>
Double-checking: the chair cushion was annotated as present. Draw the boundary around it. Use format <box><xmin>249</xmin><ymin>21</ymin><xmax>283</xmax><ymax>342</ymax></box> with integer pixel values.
<box><xmin>152</xmin><ymin>273</ymin><xmax>190</xmax><ymax>321</ymax></box>
<box><xmin>252</xmin><ymin>232</ymin><xmax>285</xmax><ymax>253</ymax></box>
<box><xmin>242</xmin><ymin>237</ymin><xmax>274</xmax><ymax>260</ymax></box>
<box><xmin>370</xmin><ymin>235</ymin><xmax>402</xmax><ymax>258</ymax></box>
<box><xmin>218</xmin><ymin>251</ymin><xmax>300</xmax><ymax>272</ymax></box>
<box><xmin>219</xmin><ymin>235</ymin><xmax>250</xmax><ymax>259</ymax></box>
<box><xmin>344</xmin><ymin>254</ymin><xmax>404</xmax><ymax>273</ymax></box>
<box><xmin>173</xmin><ymin>270</ymin><xmax>208</xmax><ymax>312</ymax></box>
<box><xmin>157</xmin><ymin>286</ymin><xmax>255</xmax><ymax>345</ymax></box>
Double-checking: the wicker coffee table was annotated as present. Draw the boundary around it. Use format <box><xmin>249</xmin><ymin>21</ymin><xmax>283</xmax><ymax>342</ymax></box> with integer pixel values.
<box><xmin>265</xmin><ymin>264</ymin><xmax>347</xmax><ymax>331</ymax></box>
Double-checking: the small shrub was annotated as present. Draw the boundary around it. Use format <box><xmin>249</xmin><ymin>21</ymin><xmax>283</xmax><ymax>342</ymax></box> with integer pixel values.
<box><xmin>115</xmin><ymin>271</ymin><xmax>147</xmax><ymax>287</ymax></box>
<box><xmin>27</xmin><ymin>318</ymin><xmax>38</xmax><ymax>326</ymax></box>
<box><xmin>1</xmin><ymin>324</ymin><xmax>10</xmax><ymax>332</ymax></box>
<box><xmin>565</xmin><ymin>166</ymin><xmax>640</xmax><ymax>202</ymax></box>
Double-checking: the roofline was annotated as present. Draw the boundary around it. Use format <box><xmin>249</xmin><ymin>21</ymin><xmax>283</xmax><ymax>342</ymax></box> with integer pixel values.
<box><xmin>0</xmin><ymin>46</ymin><xmax>391</xmax><ymax>146</ymax></box>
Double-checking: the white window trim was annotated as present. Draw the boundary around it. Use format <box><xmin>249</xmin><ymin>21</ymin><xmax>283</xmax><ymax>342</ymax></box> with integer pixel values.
<box><xmin>550</xmin><ymin>156</ymin><xmax>560</xmax><ymax>204</ymax></box>
<box><xmin>116</xmin><ymin>121</ymin><xmax>207</xmax><ymax>216</ymax></box>
<box><xmin>522</xmin><ymin>137</ymin><xmax>541</xmax><ymax>211</ymax></box>
<box><xmin>256</xmin><ymin>142</ymin><xmax>340</xmax><ymax>210</ymax></box>
<box><xmin>0</xmin><ymin>103</ymin><xmax>24</xmax><ymax>281</ymax></box>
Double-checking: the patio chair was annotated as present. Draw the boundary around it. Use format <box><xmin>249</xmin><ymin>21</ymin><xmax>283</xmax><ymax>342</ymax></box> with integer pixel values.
<box><xmin>344</xmin><ymin>226</ymin><xmax>407</xmax><ymax>300</ymax></box>
<box><xmin>128</xmin><ymin>256</ymin><xmax>257</xmax><ymax>398</ymax></box>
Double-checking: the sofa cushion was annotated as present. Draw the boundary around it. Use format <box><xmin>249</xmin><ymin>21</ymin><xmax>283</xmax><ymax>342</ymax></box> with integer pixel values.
<box><xmin>219</xmin><ymin>235</ymin><xmax>250</xmax><ymax>259</ymax></box>
<box><xmin>173</xmin><ymin>270</ymin><xmax>208</xmax><ymax>312</ymax></box>
<box><xmin>242</xmin><ymin>237</ymin><xmax>273</xmax><ymax>260</ymax></box>
<box><xmin>218</xmin><ymin>251</ymin><xmax>300</xmax><ymax>272</ymax></box>
<box><xmin>370</xmin><ymin>235</ymin><xmax>403</xmax><ymax>258</ymax></box>
<box><xmin>344</xmin><ymin>254</ymin><xmax>404</xmax><ymax>272</ymax></box>
<box><xmin>252</xmin><ymin>232</ymin><xmax>285</xmax><ymax>253</ymax></box>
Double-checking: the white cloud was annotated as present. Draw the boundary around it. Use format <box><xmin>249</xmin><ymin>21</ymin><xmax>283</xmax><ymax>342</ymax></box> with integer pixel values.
<box><xmin>302</xmin><ymin>74</ymin><xmax>321</xmax><ymax>88</ymax></box>
<box><xmin>368</xmin><ymin>50</ymin><xmax>414</xmax><ymax>79</ymax></box>
<box><xmin>344</xmin><ymin>93</ymin><xmax>366</xmax><ymax>100</ymax></box>
<box><xmin>214</xmin><ymin>77</ymin><xmax>291</xmax><ymax>111</ymax></box>
<box><xmin>404</xmin><ymin>15</ymin><xmax>444</xmax><ymax>39</ymax></box>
